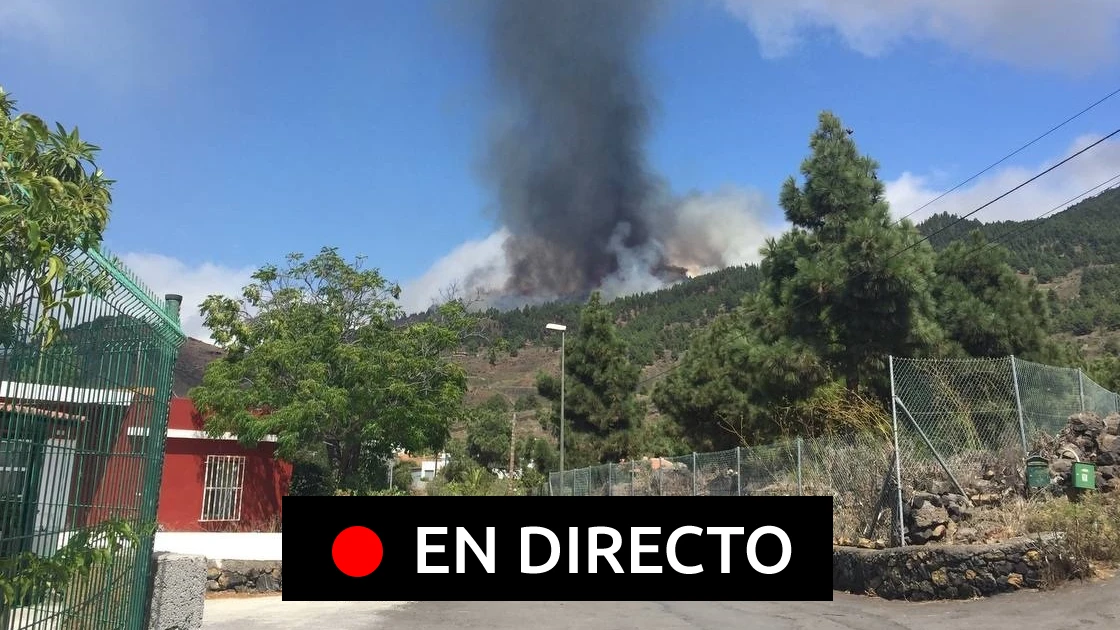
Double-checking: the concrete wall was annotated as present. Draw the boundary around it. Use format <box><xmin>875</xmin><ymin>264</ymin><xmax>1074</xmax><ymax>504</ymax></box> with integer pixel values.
<box><xmin>148</xmin><ymin>552</ymin><xmax>207</xmax><ymax>630</ymax></box>
<box><xmin>154</xmin><ymin>532</ymin><xmax>282</xmax><ymax>561</ymax></box>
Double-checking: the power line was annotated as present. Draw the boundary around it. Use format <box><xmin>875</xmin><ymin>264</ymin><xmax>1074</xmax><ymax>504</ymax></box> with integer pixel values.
<box><xmin>891</xmin><ymin>86</ymin><xmax>1120</xmax><ymax>226</ymax></box>
<box><xmin>958</xmin><ymin>172</ymin><xmax>1120</xmax><ymax>267</ymax></box>
<box><xmin>636</xmin><ymin>128</ymin><xmax>1120</xmax><ymax>388</ymax></box>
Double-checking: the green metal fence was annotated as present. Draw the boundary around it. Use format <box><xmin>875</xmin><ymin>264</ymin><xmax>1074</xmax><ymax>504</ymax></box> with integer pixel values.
<box><xmin>1</xmin><ymin>247</ymin><xmax>185</xmax><ymax>629</ymax></box>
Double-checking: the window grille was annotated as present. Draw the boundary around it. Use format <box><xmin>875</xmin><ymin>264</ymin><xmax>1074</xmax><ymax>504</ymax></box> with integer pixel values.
<box><xmin>200</xmin><ymin>455</ymin><xmax>245</xmax><ymax>521</ymax></box>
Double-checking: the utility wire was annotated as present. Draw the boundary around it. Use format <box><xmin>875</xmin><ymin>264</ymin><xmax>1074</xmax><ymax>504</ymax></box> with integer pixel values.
<box><xmin>957</xmin><ymin>172</ymin><xmax>1120</xmax><ymax>267</ymax></box>
<box><xmin>890</xmin><ymin>86</ymin><xmax>1120</xmax><ymax>226</ymax></box>
<box><xmin>636</xmin><ymin>127</ymin><xmax>1120</xmax><ymax>388</ymax></box>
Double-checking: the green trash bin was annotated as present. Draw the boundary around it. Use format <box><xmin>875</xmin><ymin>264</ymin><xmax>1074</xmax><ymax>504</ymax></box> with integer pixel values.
<box><xmin>1072</xmin><ymin>462</ymin><xmax>1097</xmax><ymax>490</ymax></box>
<box><xmin>1025</xmin><ymin>456</ymin><xmax>1050</xmax><ymax>489</ymax></box>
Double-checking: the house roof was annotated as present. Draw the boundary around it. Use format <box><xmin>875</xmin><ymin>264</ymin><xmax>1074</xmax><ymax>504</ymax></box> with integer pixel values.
<box><xmin>172</xmin><ymin>337</ymin><xmax>226</xmax><ymax>397</ymax></box>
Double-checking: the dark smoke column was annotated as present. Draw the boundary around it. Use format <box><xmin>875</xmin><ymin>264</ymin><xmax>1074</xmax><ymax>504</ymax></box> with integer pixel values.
<box><xmin>483</xmin><ymin>0</ymin><xmax>664</xmax><ymax>301</ymax></box>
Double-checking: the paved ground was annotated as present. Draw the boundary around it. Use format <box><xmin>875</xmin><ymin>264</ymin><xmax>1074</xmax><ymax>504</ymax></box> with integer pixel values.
<box><xmin>203</xmin><ymin>578</ymin><xmax>1119</xmax><ymax>630</ymax></box>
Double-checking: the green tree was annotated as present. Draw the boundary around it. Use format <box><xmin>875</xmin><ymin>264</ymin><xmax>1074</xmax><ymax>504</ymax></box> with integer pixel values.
<box><xmin>655</xmin><ymin>111</ymin><xmax>943</xmax><ymax>447</ymax></box>
<box><xmin>536</xmin><ymin>292</ymin><xmax>645</xmax><ymax>463</ymax></box>
<box><xmin>189</xmin><ymin>247</ymin><xmax>472</xmax><ymax>492</ymax></box>
<box><xmin>465</xmin><ymin>403</ymin><xmax>512</xmax><ymax>471</ymax></box>
<box><xmin>766</xmin><ymin>111</ymin><xmax>943</xmax><ymax>393</ymax></box>
<box><xmin>0</xmin><ymin>86</ymin><xmax>115</xmax><ymax>346</ymax></box>
<box><xmin>931</xmin><ymin>230</ymin><xmax>1052</xmax><ymax>359</ymax></box>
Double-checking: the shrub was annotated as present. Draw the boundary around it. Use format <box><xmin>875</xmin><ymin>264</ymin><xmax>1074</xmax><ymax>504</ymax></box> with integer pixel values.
<box><xmin>1024</xmin><ymin>493</ymin><xmax>1120</xmax><ymax>565</ymax></box>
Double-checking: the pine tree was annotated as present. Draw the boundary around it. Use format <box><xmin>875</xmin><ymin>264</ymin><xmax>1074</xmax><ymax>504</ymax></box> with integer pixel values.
<box><xmin>536</xmin><ymin>292</ymin><xmax>645</xmax><ymax>463</ymax></box>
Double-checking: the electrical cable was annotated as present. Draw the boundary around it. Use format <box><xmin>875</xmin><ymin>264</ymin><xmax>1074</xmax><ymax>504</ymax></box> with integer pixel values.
<box><xmin>636</xmin><ymin>129</ymin><xmax>1120</xmax><ymax>388</ymax></box>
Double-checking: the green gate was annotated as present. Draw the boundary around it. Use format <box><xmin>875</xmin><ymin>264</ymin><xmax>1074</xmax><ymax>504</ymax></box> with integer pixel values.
<box><xmin>1</xmin><ymin>247</ymin><xmax>185</xmax><ymax>629</ymax></box>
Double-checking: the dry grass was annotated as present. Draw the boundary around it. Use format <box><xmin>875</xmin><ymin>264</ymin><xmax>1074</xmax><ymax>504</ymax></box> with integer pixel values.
<box><xmin>1023</xmin><ymin>493</ymin><xmax>1120</xmax><ymax>567</ymax></box>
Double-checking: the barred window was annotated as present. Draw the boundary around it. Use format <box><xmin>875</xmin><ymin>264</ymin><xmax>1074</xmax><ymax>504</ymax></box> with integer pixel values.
<box><xmin>200</xmin><ymin>455</ymin><xmax>245</xmax><ymax>522</ymax></box>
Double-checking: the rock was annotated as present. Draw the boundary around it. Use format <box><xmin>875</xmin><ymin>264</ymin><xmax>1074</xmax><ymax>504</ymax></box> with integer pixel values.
<box><xmin>256</xmin><ymin>573</ymin><xmax>280</xmax><ymax>591</ymax></box>
<box><xmin>1007</xmin><ymin>573</ymin><xmax>1024</xmax><ymax>588</ymax></box>
<box><xmin>1104</xmin><ymin>413</ymin><xmax>1120</xmax><ymax>436</ymax></box>
<box><xmin>931</xmin><ymin>524</ymin><xmax>947</xmax><ymax>539</ymax></box>
<box><xmin>931</xmin><ymin>568</ymin><xmax>949</xmax><ymax>587</ymax></box>
<box><xmin>218</xmin><ymin>571</ymin><xmax>247</xmax><ymax>590</ymax></box>
<box><xmin>1098</xmin><ymin>437</ymin><xmax>1120</xmax><ymax>466</ymax></box>
<box><xmin>972</xmin><ymin>493</ymin><xmax>1001</xmax><ymax>506</ymax></box>
<box><xmin>912</xmin><ymin>503</ymin><xmax>949</xmax><ymax>529</ymax></box>
<box><xmin>206</xmin><ymin>566</ymin><xmax>221</xmax><ymax>580</ymax></box>
<box><xmin>1069</xmin><ymin>412</ymin><xmax>1105</xmax><ymax>436</ymax></box>
<box><xmin>207</xmin><ymin>580</ymin><xmax>220</xmax><ymax>591</ymax></box>
<box><xmin>1051</xmin><ymin>459</ymin><xmax>1073</xmax><ymax>476</ymax></box>
<box><xmin>912</xmin><ymin>492</ymin><xmax>941</xmax><ymax>509</ymax></box>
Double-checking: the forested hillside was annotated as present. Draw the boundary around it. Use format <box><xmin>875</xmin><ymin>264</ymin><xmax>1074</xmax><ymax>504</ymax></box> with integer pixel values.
<box><xmin>446</xmin><ymin>184</ymin><xmax>1120</xmax><ymax>369</ymax></box>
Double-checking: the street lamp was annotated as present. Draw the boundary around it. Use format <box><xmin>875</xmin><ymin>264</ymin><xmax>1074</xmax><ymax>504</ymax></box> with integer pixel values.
<box><xmin>545</xmin><ymin>322</ymin><xmax>566</xmax><ymax>493</ymax></box>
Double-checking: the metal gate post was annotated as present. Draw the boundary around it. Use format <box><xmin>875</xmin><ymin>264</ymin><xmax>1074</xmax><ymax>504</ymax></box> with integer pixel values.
<box><xmin>796</xmin><ymin>437</ymin><xmax>803</xmax><ymax>496</ymax></box>
<box><xmin>692</xmin><ymin>452</ymin><xmax>697</xmax><ymax>496</ymax></box>
<box><xmin>1078</xmin><ymin>369</ymin><xmax>1086</xmax><ymax>412</ymax></box>
<box><xmin>1010</xmin><ymin>356</ymin><xmax>1028</xmax><ymax>455</ymax></box>
<box><xmin>736</xmin><ymin>447</ymin><xmax>742</xmax><ymax>496</ymax></box>
<box><xmin>658</xmin><ymin>460</ymin><xmax>664</xmax><ymax>496</ymax></box>
<box><xmin>888</xmin><ymin>356</ymin><xmax>907</xmax><ymax>547</ymax></box>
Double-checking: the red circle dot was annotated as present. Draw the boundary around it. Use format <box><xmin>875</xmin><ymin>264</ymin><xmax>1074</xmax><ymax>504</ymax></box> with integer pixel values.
<box><xmin>332</xmin><ymin>526</ymin><xmax>383</xmax><ymax>577</ymax></box>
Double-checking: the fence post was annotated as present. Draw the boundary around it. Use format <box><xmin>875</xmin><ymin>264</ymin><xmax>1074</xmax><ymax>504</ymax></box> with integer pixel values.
<box><xmin>692</xmin><ymin>452</ymin><xmax>698</xmax><ymax>496</ymax></box>
<box><xmin>1010</xmin><ymin>356</ymin><xmax>1029</xmax><ymax>455</ymax></box>
<box><xmin>736</xmin><ymin>447</ymin><xmax>742</xmax><ymax>497</ymax></box>
<box><xmin>1078</xmin><ymin>369</ymin><xmax>1086</xmax><ymax>412</ymax></box>
<box><xmin>658</xmin><ymin>458</ymin><xmax>664</xmax><ymax>496</ymax></box>
<box><xmin>608</xmin><ymin>463</ymin><xmax>613</xmax><ymax>497</ymax></box>
<box><xmin>888</xmin><ymin>356</ymin><xmax>907</xmax><ymax>547</ymax></box>
<box><xmin>630</xmin><ymin>465</ymin><xmax>634</xmax><ymax>496</ymax></box>
<box><xmin>796</xmin><ymin>437</ymin><xmax>803</xmax><ymax>497</ymax></box>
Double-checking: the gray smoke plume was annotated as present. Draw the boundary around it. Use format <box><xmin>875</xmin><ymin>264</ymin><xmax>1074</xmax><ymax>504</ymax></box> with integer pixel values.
<box><xmin>483</xmin><ymin>0</ymin><xmax>681</xmax><ymax>302</ymax></box>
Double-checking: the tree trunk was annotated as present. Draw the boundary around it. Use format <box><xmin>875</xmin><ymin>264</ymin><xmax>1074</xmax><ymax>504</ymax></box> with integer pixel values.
<box><xmin>846</xmin><ymin>363</ymin><xmax>861</xmax><ymax>393</ymax></box>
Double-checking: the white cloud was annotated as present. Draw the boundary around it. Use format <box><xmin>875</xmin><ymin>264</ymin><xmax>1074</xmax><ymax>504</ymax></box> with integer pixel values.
<box><xmin>885</xmin><ymin>134</ymin><xmax>1120</xmax><ymax>225</ymax></box>
<box><xmin>116</xmin><ymin>252</ymin><xmax>255</xmax><ymax>343</ymax></box>
<box><xmin>719</xmin><ymin>0</ymin><xmax>1120</xmax><ymax>74</ymax></box>
<box><xmin>0</xmin><ymin>0</ymin><xmax>212</xmax><ymax>92</ymax></box>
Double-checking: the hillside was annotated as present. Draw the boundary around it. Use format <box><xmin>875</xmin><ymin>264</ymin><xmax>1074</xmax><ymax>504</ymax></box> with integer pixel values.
<box><xmin>462</xmin><ymin>186</ymin><xmax>1120</xmax><ymax>424</ymax></box>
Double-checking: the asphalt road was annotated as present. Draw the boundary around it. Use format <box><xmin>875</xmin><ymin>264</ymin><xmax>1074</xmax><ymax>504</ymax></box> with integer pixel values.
<box><xmin>204</xmin><ymin>578</ymin><xmax>1120</xmax><ymax>630</ymax></box>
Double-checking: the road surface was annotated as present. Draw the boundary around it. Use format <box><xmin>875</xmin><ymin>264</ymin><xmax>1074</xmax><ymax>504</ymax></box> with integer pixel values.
<box><xmin>204</xmin><ymin>578</ymin><xmax>1119</xmax><ymax>629</ymax></box>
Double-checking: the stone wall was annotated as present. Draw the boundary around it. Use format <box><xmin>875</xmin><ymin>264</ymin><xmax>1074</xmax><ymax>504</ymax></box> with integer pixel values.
<box><xmin>205</xmin><ymin>560</ymin><xmax>283</xmax><ymax>594</ymax></box>
<box><xmin>833</xmin><ymin>534</ymin><xmax>1088</xmax><ymax>601</ymax></box>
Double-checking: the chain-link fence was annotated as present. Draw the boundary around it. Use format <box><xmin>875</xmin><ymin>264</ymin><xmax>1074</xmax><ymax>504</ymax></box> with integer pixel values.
<box><xmin>547</xmin><ymin>430</ymin><xmax>894</xmax><ymax>541</ymax></box>
<box><xmin>546</xmin><ymin>354</ymin><xmax>1118</xmax><ymax>549</ymax></box>
<box><xmin>889</xmin><ymin>355</ymin><xmax>1119</xmax><ymax>545</ymax></box>
<box><xmin>1</xmin><ymin>247</ymin><xmax>185</xmax><ymax>629</ymax></box>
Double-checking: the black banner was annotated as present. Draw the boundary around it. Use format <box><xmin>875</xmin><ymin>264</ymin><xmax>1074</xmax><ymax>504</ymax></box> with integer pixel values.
<box><xmin>281</xmin><ymin>496</ymin><xmax>833</xmax><ymax>601</ymax></box>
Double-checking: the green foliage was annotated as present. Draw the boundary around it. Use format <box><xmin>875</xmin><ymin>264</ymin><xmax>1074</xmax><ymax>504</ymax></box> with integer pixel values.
<box><xmin>465</xmin><ymin>403</ymin><xmax>512</xmax><ymax>471</ymax></box>
<box><xmin>400</xmin><ymin>264</ymin><xmax>763</xmax><ymax>366</ymax></box>
<box><xmin>0</xmin><ymin>86</ymin><xmax>115</xmax><ymax>348</ymax></box>
<box><xmin>536</xmin><ymin>292</ymin><xmax>646</xmax><ymax>464</ymax></box>
<box><xmin>655</xmin><ymin>111</ymin><xmax>947</xmax><ymax>447</ymax></box>
<box><xmin>0</xmin><ymin>519</ymin><xmax>149</xmax><ymax>610</ymax></box>
<box><xmin>932</xmin><ymin>231</ymin><xmax>1053</xmax><ymax>359</ymax></box>
<box><xmin>189</xmin><ymin>247</ymin><xmax>473</xmax><ymax>492</ymax></box>
<box><xmin>653</xmin><ymin>111</ymin><xmax>1060</xmax><ymax>449</ymax></box>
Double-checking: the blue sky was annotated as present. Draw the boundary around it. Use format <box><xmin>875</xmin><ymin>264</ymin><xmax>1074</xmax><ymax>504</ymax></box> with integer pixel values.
<box><xmin>3</xmin><ymin>0</ymin><xmax>1120</xmax><ymax>338</ymax></box>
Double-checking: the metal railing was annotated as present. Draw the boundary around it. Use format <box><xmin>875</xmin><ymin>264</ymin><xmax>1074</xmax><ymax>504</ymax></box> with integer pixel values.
<box><xmin>1</xmin><ymin>247</ymin><xmax>185</xmax><ymax>629</ymax></box>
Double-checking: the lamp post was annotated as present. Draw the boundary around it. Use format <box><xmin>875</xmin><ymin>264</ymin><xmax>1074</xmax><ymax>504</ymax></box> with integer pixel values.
<box><xmin>545</xmin><ymin>322</ymin><xmax>567</xmax><ymax>493</ymax></box>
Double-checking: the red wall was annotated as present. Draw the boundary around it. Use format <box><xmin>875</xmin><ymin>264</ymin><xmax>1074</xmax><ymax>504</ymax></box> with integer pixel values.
<box><xmin>156</xmin><ymin>398</ymin><xmax>291</xmax><ymax>532</ymax></box>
